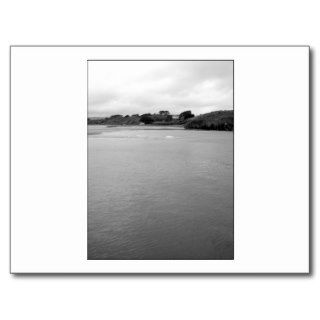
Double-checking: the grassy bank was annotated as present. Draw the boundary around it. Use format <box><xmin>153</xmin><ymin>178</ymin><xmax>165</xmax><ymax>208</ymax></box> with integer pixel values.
<box><xmin>184</xmin><ymin>110</ymin><xmax>233</xmax><ymax>131</ymax></box>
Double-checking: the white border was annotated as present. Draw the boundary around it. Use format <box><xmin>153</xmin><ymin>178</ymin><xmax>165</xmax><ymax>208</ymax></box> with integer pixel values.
<box><xmin>10</xmin><ymin>46</ymin><xmax>309</xmax><ymax>273</ymax></box>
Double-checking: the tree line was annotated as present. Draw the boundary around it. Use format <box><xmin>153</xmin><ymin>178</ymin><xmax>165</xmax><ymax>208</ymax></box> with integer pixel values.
<box><xmin>88</xmin><ymin>110</ymin><xmax>195</xmax><ymax>125</ymax></box>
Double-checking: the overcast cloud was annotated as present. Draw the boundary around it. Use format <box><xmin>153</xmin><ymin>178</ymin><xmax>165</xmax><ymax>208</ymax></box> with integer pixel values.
<box><xmin>88</xmin><ymin>61</ymin><xmax>233</xmax><ymax>117</ymax></box>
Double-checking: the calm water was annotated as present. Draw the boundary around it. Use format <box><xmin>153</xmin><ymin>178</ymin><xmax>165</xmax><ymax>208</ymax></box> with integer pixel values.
<box><xmin>88</xmin><ymin>125</ymin><xmax>233</xmax><ymax>259</ymax></box>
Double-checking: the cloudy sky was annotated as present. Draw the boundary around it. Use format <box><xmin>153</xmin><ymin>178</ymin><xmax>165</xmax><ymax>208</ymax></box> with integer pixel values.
<box><xmin>88</xmin><ymin>61</ymin><xmax>233</xmax><ymax>117</ymax></box>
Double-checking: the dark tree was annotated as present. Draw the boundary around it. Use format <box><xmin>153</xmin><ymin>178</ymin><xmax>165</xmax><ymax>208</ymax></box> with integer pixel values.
<box><xmin>159</xmin><ymin>110</ymin><xmax>170</xmax><ymax>116</ymax></box>
<box><xmin>179</xmin><ymin>110</ymin><xmax>195</xmax><ymax>121</ymax></box>
<box><xmin>140</xmin><ymin>114</ymin><xmax>154</xmax><ymax>124</ymax></box>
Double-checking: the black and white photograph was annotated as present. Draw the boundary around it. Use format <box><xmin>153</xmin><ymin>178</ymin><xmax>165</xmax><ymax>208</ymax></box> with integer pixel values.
<box><xmin>10</xmin><ymin>45</ymin><xmax>309</xmax><ymax>274</ymax></box>
<box><xmin>87</xmin><ymin>60</ymin><xmax>234</xmax><ymax>260</ymax></box>
<box><xmin>4</xmin><ymin>1</ymin><xmax>315</xmax><ymax>317</ymax></box>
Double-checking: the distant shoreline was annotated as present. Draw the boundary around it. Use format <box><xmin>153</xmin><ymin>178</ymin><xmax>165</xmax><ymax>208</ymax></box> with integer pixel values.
<box><xmin>88</xmin><ymin>123</ymin><xmax>184</xmax><ymax>128</ymax></box>
<box><xmin>88</xmin><ymin>110</ymin><xmax>233</xmax><ymax>131</ymax></box>
<box><xmin>88</xmin><ymin>124</ymin><xmax>185</xmax><ymax>130</ymax></box>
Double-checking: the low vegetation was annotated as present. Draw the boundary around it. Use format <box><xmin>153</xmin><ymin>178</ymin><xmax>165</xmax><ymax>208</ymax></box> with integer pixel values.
<box><xmin>88</xmin><ymin>114</ymin><xmax>140</xmax><ymax>126</ymax></box>
<box><xmin>88</xmin><ymin>109</ymin><xmax>233</xmax><ymax>131</ymax></box>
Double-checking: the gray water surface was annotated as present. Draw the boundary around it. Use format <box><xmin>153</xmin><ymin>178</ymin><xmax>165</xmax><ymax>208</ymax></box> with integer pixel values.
<box><xmin>88</xmin><ymin>125</ymin><xmax>233</xmax><ymax>259</ymax></box>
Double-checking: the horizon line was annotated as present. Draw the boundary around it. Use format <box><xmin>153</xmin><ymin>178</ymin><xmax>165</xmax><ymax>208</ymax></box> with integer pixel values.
<box><xmin>88</xmin><ymin>109</ymin><xmax>234</xmax><ymax>118</ymax></box>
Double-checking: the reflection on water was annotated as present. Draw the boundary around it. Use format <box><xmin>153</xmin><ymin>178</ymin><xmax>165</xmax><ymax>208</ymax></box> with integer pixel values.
<box><xmin>88</xmin><ymin>125</ymin><xmax>233</xmax><ymax>260</ymax></box>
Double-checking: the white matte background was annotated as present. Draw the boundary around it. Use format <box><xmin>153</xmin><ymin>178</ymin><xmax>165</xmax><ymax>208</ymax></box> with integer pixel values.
<box><xmin>10</xmin><ymin>46</ymin><xmax>309</xmax><ymax>273</ymax></box>
<box><xmin>0</xmin><ymin>0</ymin><xmax>318</xmax><ymax>319</ymax></box>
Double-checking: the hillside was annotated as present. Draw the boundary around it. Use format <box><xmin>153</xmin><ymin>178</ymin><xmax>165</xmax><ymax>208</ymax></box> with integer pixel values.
<box><xmin>184</xmin><ymin>110</ymin><xmax>233</xmax><ymax>131</ymax></box>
